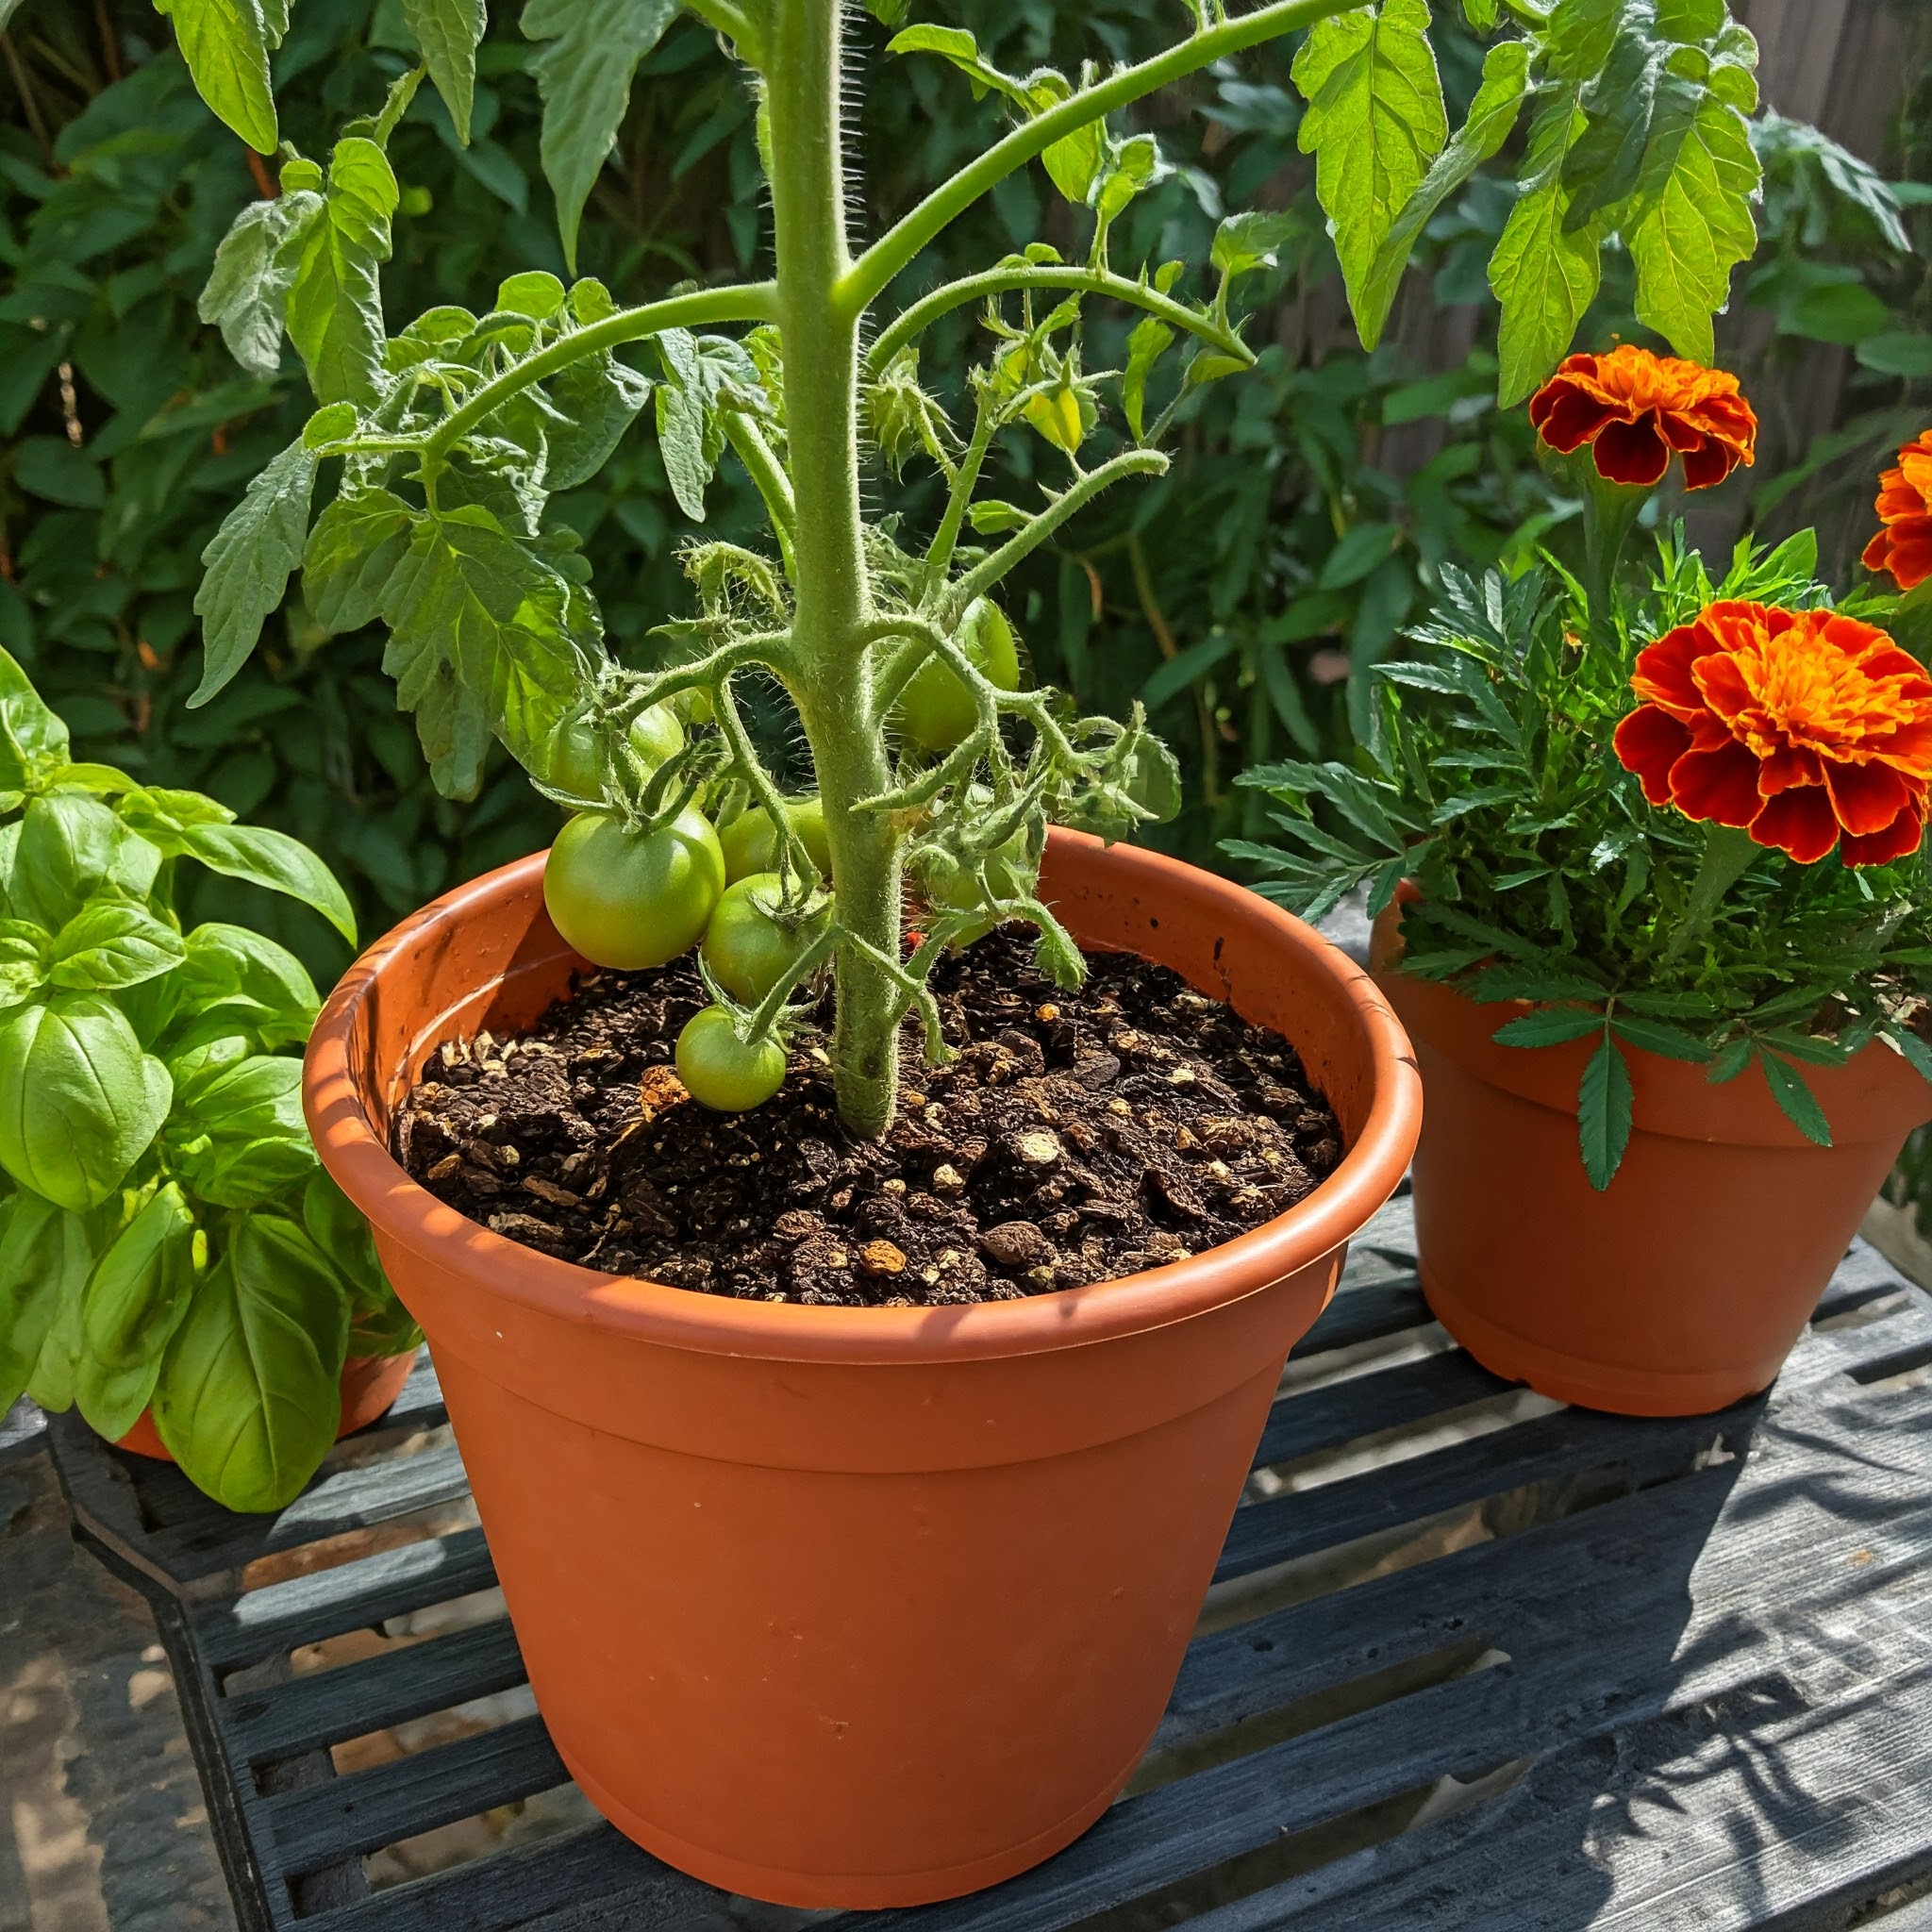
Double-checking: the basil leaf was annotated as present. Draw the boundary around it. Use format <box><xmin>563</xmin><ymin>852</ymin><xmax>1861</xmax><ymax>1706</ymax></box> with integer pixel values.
<box><xmin>524</xmin><ymin>0</ymin><xmax>679</xmax><ymax>273</ymax></box>
<box><xmin>164</xmin><ymin>1053</ymin><xmax>317</xmax><ymax>1208</ymax></box>
<box><xmin>153</xmin><ymin>1217</ymin><xmax>350</xmax><ymax>1513</ymax></box>
<box><xmin>10</xmin><ymin>793</ymin><xmax>161</xmax><ymax>932</ymax></box>
<box><xmin>191</xmin><ymin>437</ymin><xmax>320</xmax><ymax>706</ymax></box>
<box><xmin>0</xmin><ymin>642</ymin><xmax>72</xmax><ymax>794</ymax></box>
<box><xmin>304</xmin><ymin>1169</ymin><xmax>422</xmax><ymax>1356</ymax></box>
<box><xmin>48</xmin><ymin>901</ymin><xmax>186</xmax><ymax>992</ymax></box>
<box><xmin>171</xmin><ymin>824</ymin><xmax>356</xmax><ymax>945</ymax></box>
<box><xmin>175</xmin><ymin>924</ymin><xmax>320</xmax><ymax>1049</ymax></box>
<box><xmin>0</xmin><ymin>995</ymin><xmax>173</xmax><ymax>1212</ymax></box>
<box><xmin>75</xmin><ymin>1182</ymin><xmax>200</xmax><ymax>1441</ymax></box>
<box><xmin>0</xmin><ymin>919</ymin><xmax>48</xmax><ymax>1010</ymax></box>
<box><xmin>0</xmin><ymin>1191</ymin><xmax>92</xmax><ymax>1414</ymax></box>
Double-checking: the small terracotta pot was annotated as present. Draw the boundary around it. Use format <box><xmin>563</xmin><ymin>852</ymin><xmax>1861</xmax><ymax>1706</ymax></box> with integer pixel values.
<box><xmin>1373</xmin><ymin>904</ymin><xmax>1932</xmax><ymax>1416</ymax></box>
<box><xmin>304</xmin><ymin>827</ymin><xmax>1420</xmax><ymax>1908</ymax></box>
<box><xmin>113</xmin><ymin>1350</ymin><xmax>419</xmax><ymax>1461</ymax></box>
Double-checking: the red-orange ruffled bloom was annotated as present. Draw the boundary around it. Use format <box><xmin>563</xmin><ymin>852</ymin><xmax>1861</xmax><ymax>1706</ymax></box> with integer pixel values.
<box><xmin>1612</xmin><ymin>601</ymin><xmax>1932</xmax><ymax>868</ymax></box>
<box><xmin>1861</xmin><ymin>430</ymin><xmax>1932</xmax><ymax>591</ymax></box>
<box><xmin>1529</xmin><ymin>346</ymin><xmax>1757</xmax><ymax>491</ymax></box>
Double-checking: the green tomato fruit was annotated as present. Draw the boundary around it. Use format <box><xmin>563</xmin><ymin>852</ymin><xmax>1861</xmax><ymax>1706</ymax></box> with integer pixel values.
<box><xmin>719</xmin><ymin>796</ymin><xmax>834</xmax><ymax>883</ymax></box>
<box><xmin>539</xmin><ymin>705</ymin><xmax>685</xmax><ymax>801</ymax></box>
<box><xmin>543</xmin><ymin>808</ymin><xmax>724</xmax><ymax>970</ymax></box>
<box><xmin>914</xmin><ymin>828</ymin><xmax>1039</xmax><ymax>943</ymax></box>
<box><xmin>675</xmin><ymin>1006</ymin><xmax>788</xmax><ymax>1112</ymax></box>
<box><xmin>700</xmin><ymin>874</ymin><xmax>833</xmax><ymax>1005</ymax></box>
<box><xmin>892</xmin><ymin>597</ymin><xmax>1021</xmax><ymax>754</ymax></box>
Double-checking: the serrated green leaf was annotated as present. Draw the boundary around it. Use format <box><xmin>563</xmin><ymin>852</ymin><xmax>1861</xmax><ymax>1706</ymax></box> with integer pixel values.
<box><xmin>1211</xmin><ymin>210</ymin><xmax>1303</xmax><ymax>284</ymax></box>
<box><xmin>155</xmin><ymin>0</ymin><xmax>277</xmax><ymax>154</ymax></box>
<box><xmin>1758</xmin><ymin>1049</ymin><xmax>1832</xmax><ymax>1148</ymax></box>
<box><xmin>1356</xmin><ymin>40</ymin><xmax>1529</xmax><ymax>348</ymax></box>
<box><xmin>1577</xmin><ymin>1031</ymin><xmax>1633</xmax><ymax>1191</ymax></box>
<box><xmin>1492</xmin><ymin>1008</ymin><xmax>1604</xmax><ymax>1048</ymax></box>
<box><xmin>378</xmin><ymin>507</ymin><xmax>586</xmax><ymax>796</ymax></box>
<box><xmin>1490</xmin><ymin>94</ymin><xmax>1602</xmax><ymax>406</ymax></box>
<box><xmin>192</xmin><ymin>439</ymin><xmax>318</xmax><ymax>708</ymax></box>
<box><xmin>1123</xmin><ymin>316</ymin><xmax>1174</xmax><ymax>441</ymax></box>
<box><xmin>1618</xmin><ymin>92</ymin><xmax>1761</xmax><ymax>364</ymax></box>
<box><xmin>524</xmin><ymin>0</ymin><xmax>679</xmax><ymax>273</ymax></box>
<box><xmin>304</xmin><ymin>489</ymin><xmax>417</xmax><ymax>635</ymax></box>
<box><xmin>888</xmin><ymin>25</ymin><xmax>1013</xmax><ymax>99</ymax></box>
<box><xmin>1292</xmin><ymin>0</ymin><xmax>1448</xmax><ymax>323</ymax></box>
<box><xmin>402</xmin><ymin>0</ymin><xmax>486</xmax><ymax>144</ymax></box>
<box><xmin>1610</xmin><ymin>1014</ymin><xmax>1712</xmax><ymax>1062</ymax></box>
<box><xmin>198</xmin><ymin>191</ymin><xmax>325</xmax><ymax>378</ymax></box>
<box><xmin>285</xmin><ymin>138</ymin><xmax>400</xmax><ymax>407</ymax></box>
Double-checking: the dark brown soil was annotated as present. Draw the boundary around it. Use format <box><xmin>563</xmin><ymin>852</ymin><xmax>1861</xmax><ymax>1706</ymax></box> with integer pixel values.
<box><xmin>392</xmin><ymin>929</ymin><xmax>1342</xmax><ymax>1306</ymax></box>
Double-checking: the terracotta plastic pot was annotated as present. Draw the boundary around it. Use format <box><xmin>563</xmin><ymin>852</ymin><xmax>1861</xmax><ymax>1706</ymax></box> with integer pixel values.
<box><xmin>304</xmin><ymin>827</ymin><xmax>1421</xmax><ymax>1908</ymax></box>
<box><xmin>112</xmin><ymin>1350</ymin><xmax>419</xmax><ymax>1461</ymax></box>
<box><xmin>1373</xmin><ymin>907</ymin><xmax>1932</xmax><ymax>1416</ymax></box>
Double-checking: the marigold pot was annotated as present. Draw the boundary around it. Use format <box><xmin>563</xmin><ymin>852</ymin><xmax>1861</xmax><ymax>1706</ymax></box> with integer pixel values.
<box><xmin>112</xmin><ymin>1351</ymin><xmax>419</xmax><ymax>1462</ymax></box>
<box><xmin>1374</xmin><ymin>915</ymin><xmax>1932</xmax><ymax>1417</ymax></box>
<box><xmin>303</xmin><ymin>827</ymin><xmax>1420</xmax><ymax>1908</ymax></box>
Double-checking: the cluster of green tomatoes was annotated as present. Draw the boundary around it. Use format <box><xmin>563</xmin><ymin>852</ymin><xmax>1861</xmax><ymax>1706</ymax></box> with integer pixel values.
<box><xmin>539</xmin><ymin>604</ymin><xmax>1025</xmax><ymax>1114</ymax></box>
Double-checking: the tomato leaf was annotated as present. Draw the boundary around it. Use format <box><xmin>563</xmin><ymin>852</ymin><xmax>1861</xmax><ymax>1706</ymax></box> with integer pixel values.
<box><xmin>154</xmin><ymin>0</ymin><xmax>278</xmax><ymax>154</ymax></box>
<box><xmin>0</xmin><ymin>995</ymin><xmax>173</xmax><ymax>1212</ymax></box>
<box><xmin>192</xmin><ymin>437</ymin><xmax>319</xmax><ymax>706</ymax></box>
<box><xmin>523</xmin><ymin>0</ymin><xmax>679</xmax><ymax>273</ymax></box>
<box><xmin>401</xmin><ymin>0</ymin><xmax>487</xmax><ymax>144</ymax></box>
<box><xmin>303</xmin><ymin>489</ymin><xmax>418</xmax><ymax>636</ymax></box>
<box><xmin>1356</xmin><ymin>40</ymin><xmax>1529</xmax><ymax>350</ymax></box>
<box><xmin>1291</xmin><ymin>0</ymin><xmax>1448</xmax><ymax>325</ymax></box>
<box><xmin>198</xmin><ymin>191</ymin><xmax>325</xmax><ymax>378</ymax></box>
<box><xmin>284</xmin><ymin>137</ymin><xmax>400</xmax><ymax>407</ymax></box>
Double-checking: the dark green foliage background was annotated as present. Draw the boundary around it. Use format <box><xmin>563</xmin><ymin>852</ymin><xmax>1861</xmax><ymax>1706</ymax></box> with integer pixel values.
<box><xmin>1</xmin><ymin>0</ymin><xmax>1926</xmax><ymax>986</ymax></box>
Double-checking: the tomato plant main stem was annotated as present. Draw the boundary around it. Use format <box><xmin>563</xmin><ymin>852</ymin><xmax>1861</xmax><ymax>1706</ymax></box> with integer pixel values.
<box><xmin>767</xmin><ymin>0</ymin><xmax>901</xmax><ymax>1140</ymax></box>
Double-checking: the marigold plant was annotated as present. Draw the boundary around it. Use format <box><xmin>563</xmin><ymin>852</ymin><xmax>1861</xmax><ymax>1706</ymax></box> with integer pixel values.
<box><xmin>1235</xmin><ymin>353</ymin><xmax>1932</xmax><ymax>1188</ymax></box>
<box><xmin>1863</xmin><ymin>431</ymin><xmax>1932</xmax><ymax>594</ymax></box>
<box><xmin>163</xmin><ymin>0</ymin><xmax>1774</xmax><ymax>1140</ymax></box>
<box><xmin>1529</xmin><ymin>348</ymin><xmax>1758</xmax><ymax>492</ymax></box>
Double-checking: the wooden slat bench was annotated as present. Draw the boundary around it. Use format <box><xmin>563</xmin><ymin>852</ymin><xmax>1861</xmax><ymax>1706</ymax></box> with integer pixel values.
<box><xmin>41</xmin><ymin>1195</ymin><xmax>1932</xmax><ymax>1931</ymax></box>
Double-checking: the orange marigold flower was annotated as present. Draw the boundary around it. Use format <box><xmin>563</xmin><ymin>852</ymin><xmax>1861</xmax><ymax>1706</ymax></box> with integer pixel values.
<box><xmin>1529</xmin><ymin>346</ymin><xmax>1757</xmax><ymax>491</ymax></box>
<box><xmin>1612</xmin><ymin>601</ymin><xmax>1932</xmax><ymax>868</ymax></box>
<box><xmin>1860</xmin><ymin>430</ymin><xmax>1932</xmax><ymax>591</ymax></box>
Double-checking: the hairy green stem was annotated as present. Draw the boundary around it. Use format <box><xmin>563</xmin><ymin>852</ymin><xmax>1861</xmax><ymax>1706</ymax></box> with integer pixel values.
<box><xmin>767</xmin><ymin>0</ymin><xmax>902</xmax><ymax>1139</ymax></box>
<box><xmin>843</xmin><ymin>0</ymin><xmax>1368</xmax><ymax>310</ymax></box>
<box><xmin>945</xmin><ymin>448</ymin><xmax>1169</xmax><ymax>618</ymax></box>
<box><xmin>866</xmin><ymin>264</ymin><xmax>1254</xmax><ymax>377</ymax></box>
<box><xmin>925</xmin><ymin>391</ymin><xmax>997</xmax><ymax>582</ymax></box>
<box><xmin>720</xmin><ymin>409</ymin><xmax>797</xmax><ymax>574</ymax></box>
<box><xmin>424</xmin><ymin>282</ymin><xmax>778</xmax><ymax>460</ymax></box>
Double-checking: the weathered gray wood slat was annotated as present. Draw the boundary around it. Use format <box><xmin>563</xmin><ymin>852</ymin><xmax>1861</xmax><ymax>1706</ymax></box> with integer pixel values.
<box><xmin>195</xmin><ymin>1528</ymin><xmax>498</xmax><ymax>1669</ymax></box>
<box><xmin>223</xmin><ymin>1618</ymin><xmax>528</xmax><ymax>1765</ymax></box>
<box><xmin>1250</xmin><ymin>1348</ymin><xmax>1508</xmax><ymax>1470</ymax></box>
<box><xmin>1215</xmin><ymin>1403</ymin><xmax>1733</xmax><ymax>1583</ymax></box>
<box><xmin>149</xmin><ymin>1439</ymin><xmax>473</xmax><ymax>1578</ymax></box>
<box><xmin>265</xmin><ymin>1713</ymin><xmax>568</xmax><ymax>1876</ymax></box>
<box><xmin>1284</xmin><ymin>1279</ymin><xmax>1431</xmax><ymax>1357</ymax></box>
<box><xmin>316</xmin><ymin>1824</ymin><xmax>717</xmax><ymax>1932</ymax></box>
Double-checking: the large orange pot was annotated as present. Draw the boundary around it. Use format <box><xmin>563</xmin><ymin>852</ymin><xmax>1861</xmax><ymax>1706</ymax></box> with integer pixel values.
<box><xmin>303</xmin><ymin>828</ymin><xmax>1420</xmax><ymax>1908</ymax></box>
<box><xmin>1373</xmin><ymin>909</ymin><xmax>1932</xmax><ymax>1417</ymax></box>
<box><xmin>112</xmin><ymin>1350</ymin><xmax>418</xmax><ymax>1461</ymax></box>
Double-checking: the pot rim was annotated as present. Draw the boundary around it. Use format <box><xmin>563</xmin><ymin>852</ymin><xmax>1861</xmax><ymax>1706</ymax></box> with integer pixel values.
<box><xmin>304</xmin><ymin>828</ymin><xmax>1421</xmax><ymax>1366</ymax></box>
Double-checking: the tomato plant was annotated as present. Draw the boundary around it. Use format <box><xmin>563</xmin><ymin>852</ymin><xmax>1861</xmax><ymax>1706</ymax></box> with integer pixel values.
<box><xmin>0</xmin><ymin>650</ymin><xmax>417</xmax><ymax>1510</ymax></box>
<box><xmin>720</xmin><ymin>796</ymin><xmax>833</xmax><ymax>883</ymax></box>
<box><xmin>702</xmin><ymin>874</ymin><xmax>835</xmax><ymax>1005</ymax></box>
<box><xmin>161</xmin><ymin>0</ymin><xmax>1778</xmax><ymax>1134</ymax></box>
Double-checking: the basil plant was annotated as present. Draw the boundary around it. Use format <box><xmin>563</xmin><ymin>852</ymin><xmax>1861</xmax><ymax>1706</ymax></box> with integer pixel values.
<box><xmin>172</xmin><ymin>0</ymin><xmax>1768</xmax><ymax>1139</ymax></box>
<box><xmin>0</xmin><ymin>654</ymin><xmax>419</xmax><ymax>1512</ymax></box>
